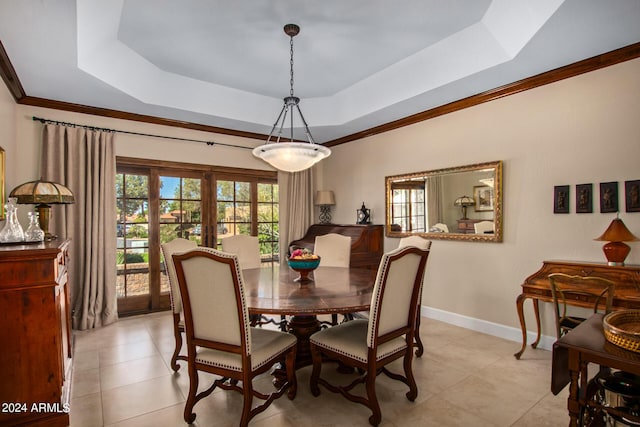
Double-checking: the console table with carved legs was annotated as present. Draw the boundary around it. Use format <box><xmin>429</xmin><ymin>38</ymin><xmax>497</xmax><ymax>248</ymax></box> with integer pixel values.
<box><xmin>514</xmin><ymin>260</ymin><xmax>640</xmax><ymax>360</ymax></box>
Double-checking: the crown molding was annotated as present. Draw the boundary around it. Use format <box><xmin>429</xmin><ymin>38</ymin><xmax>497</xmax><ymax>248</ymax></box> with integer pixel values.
<box><xmin>325</xmin><ymin>41</ymin><xmax>640</xmax><ymax>147</ymax></box>
<box><xmin>17</xmin><ymin>96</ymin><xmax>270</xmax><ymax>141</ymax></box>
<box><xmin>0</xmin><ymin>40</ymin><xmax>25</xmax><ymax>101</ymax></box>
<box><xmin>1</xmin><ymin>40</ymin><xmax>639</xmax><ymax>146</ymax></box>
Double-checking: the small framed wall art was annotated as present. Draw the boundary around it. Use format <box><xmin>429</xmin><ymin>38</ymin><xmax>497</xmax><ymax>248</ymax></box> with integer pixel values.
<box><xmin>575</xmin><ymin>183</ymin><xmax>593</xmax><ymax>213</ymax></box>
<box><xmin>554</xmin><ymin>185</ymin><xmax>570</xmax><ymax>214</ymax></box>
<box><xmin>600</xmin><ymin>181</ymin><xmax>618</xmax><ymax>213</ymax></box>
<box><xmin>625</xmin><ymin>180</ymin><xmax>640</xmax><ymax>213</ymax></box>
<box><xmin>473</xmin><ymin>185</ymin><xmax>494</xmax><ymax>212</ymax></box>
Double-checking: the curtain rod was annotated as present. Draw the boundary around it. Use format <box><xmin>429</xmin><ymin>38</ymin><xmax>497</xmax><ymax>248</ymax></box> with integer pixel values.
<box><xmin>31</xmin><ymin>116</ymin><xmax>254</xmax><ymax>150</ymax></box>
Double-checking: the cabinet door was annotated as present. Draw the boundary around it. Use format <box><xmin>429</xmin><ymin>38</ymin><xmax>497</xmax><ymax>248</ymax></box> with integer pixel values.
<box><xmin>0</xmin><ymin>287</ymin><xmax>62</xmax><ymax>424</ymax></box>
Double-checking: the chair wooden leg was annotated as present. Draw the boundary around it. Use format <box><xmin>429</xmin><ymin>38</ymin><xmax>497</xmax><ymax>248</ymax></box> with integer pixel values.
<box><xmin>414</xmin><ymin>313</ymin><xmax>424</xmax><ymax>357</ymax></box>
<box><xmin>171</xmin><ymin>314</ymin><xmax>183</xmax><ymax>372</ymax></box>
<box><xmin>365</xmin><ymin>369</ymin><xmax>382</xmax><ymax>426</ymax></box>
<box><xmin>309</xmin><ymin>344</ymin><xmax>322</xmax><ymax>397</ymax></box>
<box><xmin>286</xmin><ymin>347</ymin><xmax>298</xmax><ymax>399</ymax></box>
<box><xmin>240</xmin><ymin>373</ymin><xmax>253</xmax><ymax>427</ymax></box>
<box><xmin>403</xmin><ymin>350</ymin><xmax>418</xmax><ymax>401</ymax></box>
<box><xmin>183</xmin><ymin>362</ymin><xmax>198</xmax><ymax>424</ymax></box>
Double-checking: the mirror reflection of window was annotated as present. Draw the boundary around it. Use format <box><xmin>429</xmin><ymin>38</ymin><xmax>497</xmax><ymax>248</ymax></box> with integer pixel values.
<box><xmin>390</xmin><ymin>181</ymin><xmax>425</xmax><ymax>233</ymax></box>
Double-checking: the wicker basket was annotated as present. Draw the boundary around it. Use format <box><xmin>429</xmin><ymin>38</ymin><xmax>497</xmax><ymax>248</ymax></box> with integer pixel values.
<box><xmin>603</xmin><ymin>310</ymin><xmax>640</xmax><ymax>353</ymax></box>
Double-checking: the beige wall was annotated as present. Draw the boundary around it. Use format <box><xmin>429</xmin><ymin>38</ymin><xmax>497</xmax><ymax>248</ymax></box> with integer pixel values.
<box><xmin>1</xmin><ymin>57</ymin><xmax>639</xmax><ymax>346</ymax></box>
<box><xmin>0</xmin><ymin>81</ymin><xmax>17</xmax><ymax>199</ymax></box>
<box><xmin>317</xmin><ymin>57</ymin><xmax>640</xmax><ymax>343</ymax></box>
<box><xmin>0</xmin><ymin>96</ymin><xmax>270</xmax><ymax>225</ymax></box>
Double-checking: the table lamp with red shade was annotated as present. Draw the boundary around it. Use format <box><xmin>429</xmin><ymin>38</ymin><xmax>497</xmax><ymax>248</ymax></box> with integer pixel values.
<box><xmin>594</xmin><ymin>214</ymin><xmax>639</xmax><ymax>266</ymax></box>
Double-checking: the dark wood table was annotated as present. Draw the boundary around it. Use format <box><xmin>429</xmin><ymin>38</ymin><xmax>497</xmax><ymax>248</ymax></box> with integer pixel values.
<box><xmin>552</xmin><ymin>313</ymin><xmax>640</xmax><ymax>426</ymax></box>
<box><xmin>242</xmin><ymin>265</ymin><xmax>376</xmax><ymax>372</ymax></box>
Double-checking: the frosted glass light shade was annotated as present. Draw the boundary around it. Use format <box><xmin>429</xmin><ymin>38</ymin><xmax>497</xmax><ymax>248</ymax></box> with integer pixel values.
<box><xmin>252</xmin><ymin>142</ymin><xmax>331</xmax><ymax>173</ymax></box>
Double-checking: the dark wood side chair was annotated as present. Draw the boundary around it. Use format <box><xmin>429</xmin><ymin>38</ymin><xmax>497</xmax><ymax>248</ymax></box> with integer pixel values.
<box><xmin>160</xmin><ymin>237</ymin><xmax>197</xmax><ymax>371</ymax></box>
<box><xmin>173</xmin><ymin>247</ymin><xmax>297</xmax><ymax>427</ymax></box>
<box><xmin>309</xmin><ymin>246</ymin><xmax>430</xmax><ymax>426</ymax></box>
<box><xmin>548</xmin><ymin>272</ymin><xmax>615</xmax><ymax>339</ymax></box>
<box><xmin>397</xmin><ymin>235</ymin><xmax>432</xmax><ymax>357</ymax></box>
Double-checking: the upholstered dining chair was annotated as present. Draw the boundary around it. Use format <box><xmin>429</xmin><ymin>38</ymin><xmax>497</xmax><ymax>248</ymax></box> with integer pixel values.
<box><xmin>397</xmin><ymin>235</ymin><xmax>432</xmax><ymax>357</ymax></box>
<box><xmin>309</xmin><ymin>246</ymin><xmax>430</xmax><ymax>426</ymax></box>
<box><xmin>314</xmin><ymin>233</ymin><xmax>352</xmax><ymax>324</ymax></box>
<box><xmin>431</xmin><ymin>223</ymin><xmax>449</xmax><ymax>233</ymax></box>
<box><xmin>548</xmin><ymin>273</ymin><xmax>615</xmax><ymax>339</ymax></box>
<box><xmin>160</xmin><ymin>237</ymin><xmax>197</xmax><ymax>372</ymax></box>
<box><xmin>173</xmin><ymin>247</ymin><xmax>297</xmax><ymax>426</ymax></box>
<box><xmin>314</xmin><ymin>233</ymin><xmax>351</xmax><ymax>267</ymax></box>
<box><xmin>221</xmin><ymin>234</ymin><xmax>261</xmax><ymax>269</ymax></box>
<box><xmin>473</xmin><ymin>220</ymin><xmax>494</xmax><ymax>234</ymax></box>
<box><xmin>222</xmin><ymin>234</ymin><xmax>285</xmax><ymax>329</ymax></box>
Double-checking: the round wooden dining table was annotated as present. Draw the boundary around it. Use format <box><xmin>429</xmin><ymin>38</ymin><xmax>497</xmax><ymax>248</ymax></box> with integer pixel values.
<box><xmin>241</xmin><ymin>264</ymin><xmax>377</xmax><ymax>377</ymax></box>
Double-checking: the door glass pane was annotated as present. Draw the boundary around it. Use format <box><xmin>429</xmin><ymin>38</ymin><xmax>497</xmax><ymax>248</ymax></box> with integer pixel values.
<box><xmin>235</xmin><ymin>182</ymin><xmax>250</xmax><ymax>201</ymax></box>
<box><xmin>159</xmin><ymin>175</ymin><xmax>203</xmax><ymax>294</ymax></box>
<box><xmin>257</xmin><ymin>183</ymin><xmax>279</xmax><ymax>262</ymax></box>
<box><xmin>116</xmin><ymin>173</ymin><xmax>150</xmax><ymax>298</ymax></box>
<box><xmin>116</xmin><ymin>163</ymin><xmax>276</xmax><ymax>316</ymax></box>
<box><xmin>235</xmin><ymin>202</ymin><xmax>251</xmax><ymax>222</ymax></box>
<box><xmin>217</xmin><ymin>180</ymin><xmax>234</xmax><ymax>201</ymax></box>
<box><xmin>217</xmin><ymin>180</ymin><xmax>252</xmax><ymax>250</ymax></box>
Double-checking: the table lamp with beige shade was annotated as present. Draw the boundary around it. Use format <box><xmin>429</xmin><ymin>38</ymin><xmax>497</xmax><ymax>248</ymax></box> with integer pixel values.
<box><xmin>315</xmin><ymin>190</ymin><xmax>335</xmax><ymax>224</ymax></box>
<box><xmin>10</xmin><ymin>178</ymin><xmax>75</xmax><ymax>240</ymax></box>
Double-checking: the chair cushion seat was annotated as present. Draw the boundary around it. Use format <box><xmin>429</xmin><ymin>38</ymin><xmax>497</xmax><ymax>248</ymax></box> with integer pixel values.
<box><xmin>310</xmin><ymin>319</ymin><xmax>407</xmax><ymax>363</ymax></box>
<box><xmin>195</xmin><ymin>328</ymin><xmax>297</xmax><ymax>371</ymax></box>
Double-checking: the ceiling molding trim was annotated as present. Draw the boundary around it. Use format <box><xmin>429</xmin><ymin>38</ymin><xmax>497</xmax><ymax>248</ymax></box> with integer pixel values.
<box><xmin>16</xmin><ymin>96</ymin><xmax>270</xmax><ymax>142</ymax></box>
<box><xmin>1</xmin><ymin>41</ymin><xmax>639</xmax><ymax>147</ymax></box>
<box><xmin>325</xmin><ymin>41</ymin><xmax>640</xmax><ymax>147</ymax></box>
<box><xmin>0</xmin><ymin>40</ymin><xmax>25</xmax><ymax>101</ymax></box>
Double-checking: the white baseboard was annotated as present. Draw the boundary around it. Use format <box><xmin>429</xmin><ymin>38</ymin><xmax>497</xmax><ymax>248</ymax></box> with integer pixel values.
<box><xmin>421</xmin><ymin>305</ymin><xmax>556</xmax><ymax>352</ymax></box>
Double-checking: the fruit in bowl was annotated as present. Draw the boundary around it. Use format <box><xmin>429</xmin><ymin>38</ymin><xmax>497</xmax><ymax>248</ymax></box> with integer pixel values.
<box><xmin>287</xmin><ymin>249</ymin><xmax>320</xmax><ymax>281</ymax></box>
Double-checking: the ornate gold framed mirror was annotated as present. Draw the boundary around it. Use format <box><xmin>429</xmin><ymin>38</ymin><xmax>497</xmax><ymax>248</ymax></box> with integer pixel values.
<box><xmin>385</xmin><ymin>160</ymin><xmax>503</xmax><ymax>242</ymax></box>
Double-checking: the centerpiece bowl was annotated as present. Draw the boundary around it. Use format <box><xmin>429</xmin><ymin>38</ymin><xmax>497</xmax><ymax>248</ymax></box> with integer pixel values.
<box><xmin>287</xmin><ymin>256</ymin><xmax>321</xmax><ymax>282</ymax></box>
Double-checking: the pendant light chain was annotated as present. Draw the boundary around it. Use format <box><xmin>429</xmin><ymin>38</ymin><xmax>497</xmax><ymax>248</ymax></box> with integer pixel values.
<box><xmin>289</xmin><ymin>34</ymin><xmax>295</xmax><ymax>98</ymax></box>
<box><xmin>252</xmin><ymin>23</ymin><xmax>331</xmax><ymax>172</ymax></box>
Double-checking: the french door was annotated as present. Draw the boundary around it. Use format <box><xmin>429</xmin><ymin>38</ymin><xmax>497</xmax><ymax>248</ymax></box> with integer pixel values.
<box><xmin>116</xmin><ymin>157</ymin><xmax>277</xmax><ymax>316</ymax></box>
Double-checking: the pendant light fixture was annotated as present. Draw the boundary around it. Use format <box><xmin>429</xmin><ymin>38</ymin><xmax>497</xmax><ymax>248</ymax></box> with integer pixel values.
<box><xmin>252</xmin><ymin>24</ymin><xmax>330</xmax><ymax>172</ymax></box>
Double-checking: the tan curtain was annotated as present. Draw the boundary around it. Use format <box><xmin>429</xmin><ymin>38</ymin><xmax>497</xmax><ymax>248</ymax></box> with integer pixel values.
<box><xmin>427</xmin><ymin>175</ymin><xmax>443</xmax><ymax>226</ymax></box>
<box><xmin>278</xmin><ymin>168</ymin><xmax>315</xmax><ymax>258</ymax></box>
<box><xmin>41</xmin><ymin>124</ymin><xmax>118</xmax><ymax>330</ymax></box>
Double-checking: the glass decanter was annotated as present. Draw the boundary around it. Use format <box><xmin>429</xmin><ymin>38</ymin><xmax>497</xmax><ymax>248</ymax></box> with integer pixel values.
<box><xmin>0</xmin><ymin>197</ymin><xmax>25</xmax><ymax>243</ymax></box>
<box><xmin>25</xmin><ymin>211</ymin><xmax>45</xmax><ymax>242</ymax></box>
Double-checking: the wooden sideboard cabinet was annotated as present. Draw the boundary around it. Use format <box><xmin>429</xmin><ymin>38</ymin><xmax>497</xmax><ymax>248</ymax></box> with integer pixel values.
<box><xmin>456</xmin><ymin>219</ymin><xmax>481</xmax><ymax>234</ymax></box>
<box><xmin>289</xmin><ymin>224</ymin><xmax>384</xmax><ymax>270</ymax></box>
<box><xmin>0</xmin><ymin>239</ymin><xmax>72</xmax><ymax>427</ymax></box>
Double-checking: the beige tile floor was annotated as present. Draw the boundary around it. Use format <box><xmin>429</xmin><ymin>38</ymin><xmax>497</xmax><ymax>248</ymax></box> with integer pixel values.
<box><xmin>70</xmin><ymin>312</ymin><xmax>570</xmax><ymax>426</ymax></box>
